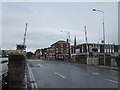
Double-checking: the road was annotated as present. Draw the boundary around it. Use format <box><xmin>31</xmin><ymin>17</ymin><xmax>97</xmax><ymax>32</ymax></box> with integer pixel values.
<box><xmin>27</xmin><ymin>59</ymin><xmax>119</xmax><ymax>88</ymax></box>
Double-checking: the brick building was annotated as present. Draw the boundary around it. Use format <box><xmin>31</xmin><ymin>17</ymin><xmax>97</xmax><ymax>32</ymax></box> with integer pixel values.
<box><xmin>34</xmin><ymin>48</ymin><xmax>47</xmax><ymax>59</ymax></box>
<box><xmin>46</xmin><ymin>47</ymin><xmax>55</xmax><ymax>60</ymax></box>
<box><xmin>46</xmin><ymin>40</ymin><xmax>70</xmax><ymax>60</ymax></box>
<box><xmin>34</xmin><ymin>40</ymin><xmax>70</xmax><ymax>60</ymax></box>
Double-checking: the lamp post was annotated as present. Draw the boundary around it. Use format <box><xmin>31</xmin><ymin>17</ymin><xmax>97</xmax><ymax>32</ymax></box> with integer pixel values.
<box><xmin>93</xmin><ymin>8</ymin><xmax>106</xmax><ymax>65</ymax></box>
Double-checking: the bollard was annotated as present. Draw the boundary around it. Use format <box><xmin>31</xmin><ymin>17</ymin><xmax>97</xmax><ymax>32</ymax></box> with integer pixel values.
<box><xmin>8</xmin><ymin>54</ymin><xmax>25</xmax><ymax>89</ymax></box>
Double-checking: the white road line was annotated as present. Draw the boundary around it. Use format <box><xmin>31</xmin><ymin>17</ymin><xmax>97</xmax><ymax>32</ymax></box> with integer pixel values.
<box><xmin>92</xmin><ymin>72</ymin><xmax>100</xmax><ymax>75</ymax></box>
<box><xmin>27</xmin><ymin>64</ymin><xmax>34</xmax><ymax>88</ymax></box>
<box><xmin>88</xmin><ymin>71</ymin><xmax>100</xmax><ymax>75</ymax></box>
<box><xmin>89</xmin><ymin>72</ymin><xmax>118</xmax><ymax>84</ymax></box>
<box><xmin>27</xmin><ymin>63</ymin><xmax>38</xmax><ymax>89</ymax></box>
<box><xmin>54</xmin><ymin>72</ymin><xmax>66</xmax><ymax>79</ymax></box>
<box><xmin>103</xmin><ymin>78</ymin><xmax>118</xmax><ymax>84</ymax></box>
<box><xmin>30</xmin><ymin>69</ymin><xmax>38</xmax><ymax>88</ymax></box>
<box><xmin>37</xmin><ymin>64</ymin><xmax>43</xmax><ymax>67</ymax></box>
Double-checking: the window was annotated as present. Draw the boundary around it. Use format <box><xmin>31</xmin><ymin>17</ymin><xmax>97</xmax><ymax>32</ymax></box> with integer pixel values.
<box><xmin>56</xmin><ymin>48</ymin><xmax>58</xmax><ymax>53</ymax></box>
<box><xmin>76</xmin><ymin>49</ymin><xmax>80</xmax><ymax>54</ymax></box>
<box><xmin>67</xmin><ymin>44</ymin><xmax>69</xmax><ymax>48</ymax></box>
<box><xmin>56</xmin><ymin>50</ymin><xmax>58</xmax><ymax>53</ymax></box>
<box><xmin>67</xmin><ymin>48</ymin><xmax>69</xmax><ymax>53</ymax></box>
<box><xmin>61</xmin><ymin>44</ymin><xmax>63</xmax><ymax>47</ymax></box>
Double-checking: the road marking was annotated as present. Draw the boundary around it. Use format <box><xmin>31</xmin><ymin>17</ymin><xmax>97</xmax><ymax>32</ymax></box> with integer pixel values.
<box><xmin>54</xmin><ymin>72</ymin><xmax>66</xmax><ymax>79</ymax></box>
<box><xmin>27</xmin><ymin>63</ymin><xmax>38</xmax><ymax>89</ymax></box>
<box><xmin>92</xmin><ymin>72</ymin><xmax>100</xmax><ymax>75</ymax></box>
<box><xmin>37</xmin><ymin>64</ymin><xmax>43</xmax><ymax>67</ymax></box>
<box><xmin>89</xmin><ymin>72</ymin><xmax>118</xmax><ymax>84</ymax></box>
<box><xmin>103</xmin><ymin>78</ymin><xmax>118</xmax><ymax>84</ymax></box>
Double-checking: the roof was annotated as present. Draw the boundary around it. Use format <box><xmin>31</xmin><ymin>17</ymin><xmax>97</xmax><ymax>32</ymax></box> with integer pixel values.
<box><xmin>56</xmin><ymin>40</ymin><xmax>67</xmax><ymax>43</ymax></box>
<box><xmin>77</xmin><ymin>43</ymin><xmax>120</xmax><ymax>46</ymax></box>
<box><xmin>51</xmin><ymin>40</ymin><xmax>69</xmax><ymax>46</ymax></box>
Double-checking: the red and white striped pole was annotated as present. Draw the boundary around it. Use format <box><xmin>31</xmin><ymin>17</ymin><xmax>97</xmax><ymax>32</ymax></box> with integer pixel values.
<box><xmin>23</xmin><ymin>23</ymin><xmax>27</xmax><ymax>50</ymax></box>
<box><xmin>84</xmin><ymin>26</ymin><xmax>89</xmax><ymax>59</ymax></box>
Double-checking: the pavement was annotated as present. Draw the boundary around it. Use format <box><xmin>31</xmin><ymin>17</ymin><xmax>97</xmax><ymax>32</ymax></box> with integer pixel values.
<box><xmin>27</xmin><ymin>59</ymin><xmax>119</xmax><ymax>88</ymax></box>
<box><xmin>98</xmin><ymin>65</ymin><xmax>119</xmax><ymax>70</ymax></box>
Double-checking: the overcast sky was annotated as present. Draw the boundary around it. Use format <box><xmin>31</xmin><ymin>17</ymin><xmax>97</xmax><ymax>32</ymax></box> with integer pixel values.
<box><xmin>1</xmin><ymin>2</ymin><xmax>118</xmax><ymax>52</ymax></box>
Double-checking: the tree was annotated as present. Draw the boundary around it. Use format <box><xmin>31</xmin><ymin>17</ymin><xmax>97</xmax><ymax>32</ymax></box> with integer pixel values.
<box><xmin>26</xmin><ymin>52</ymin><xmax>33</xmax><ymax>59</ymax></box>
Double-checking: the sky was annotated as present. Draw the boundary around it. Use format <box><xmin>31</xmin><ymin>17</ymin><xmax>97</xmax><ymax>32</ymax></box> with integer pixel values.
<box><xmin>1</xmin><ymin>2</ymin><xmax>118</xmax><ymax>52</ymax></box>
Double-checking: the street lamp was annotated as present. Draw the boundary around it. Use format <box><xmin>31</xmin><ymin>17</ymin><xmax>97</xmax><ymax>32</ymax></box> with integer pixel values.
<box><xmin>93</xmin><ymin>8</ymin><xmax>106</xmax><ymax>65</ymax></box>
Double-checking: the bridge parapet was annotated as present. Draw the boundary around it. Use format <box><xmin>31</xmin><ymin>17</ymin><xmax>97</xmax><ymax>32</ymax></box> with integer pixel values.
<box><xmin>8</xmin><ymin>54</ymin><xmax>25</xmax><ymax>88</ymax></box>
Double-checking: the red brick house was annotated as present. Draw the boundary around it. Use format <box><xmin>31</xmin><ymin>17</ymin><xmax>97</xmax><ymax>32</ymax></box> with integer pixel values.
<box><xmin>47</xmin><ymin>40</ymin><xmax>71</xmax><ymax>60</ymax></box>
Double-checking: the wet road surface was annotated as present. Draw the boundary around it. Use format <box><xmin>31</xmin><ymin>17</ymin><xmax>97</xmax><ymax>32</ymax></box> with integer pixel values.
<box><xmin>27</xmin><ymin>59</ymin><xmax>119</xmax><ymax>88</ymax></box>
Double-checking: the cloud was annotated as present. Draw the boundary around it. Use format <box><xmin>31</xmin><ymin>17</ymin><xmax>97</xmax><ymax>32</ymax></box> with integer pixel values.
<box><xmin>0</xmin><ymin>3</ymin><xmax>2</xmax><ymax>48</ymax></box>
<box><xmin>2</xmin><ymin>2</ymin><xmax>118</xmax><ymax>52</ymax></box>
